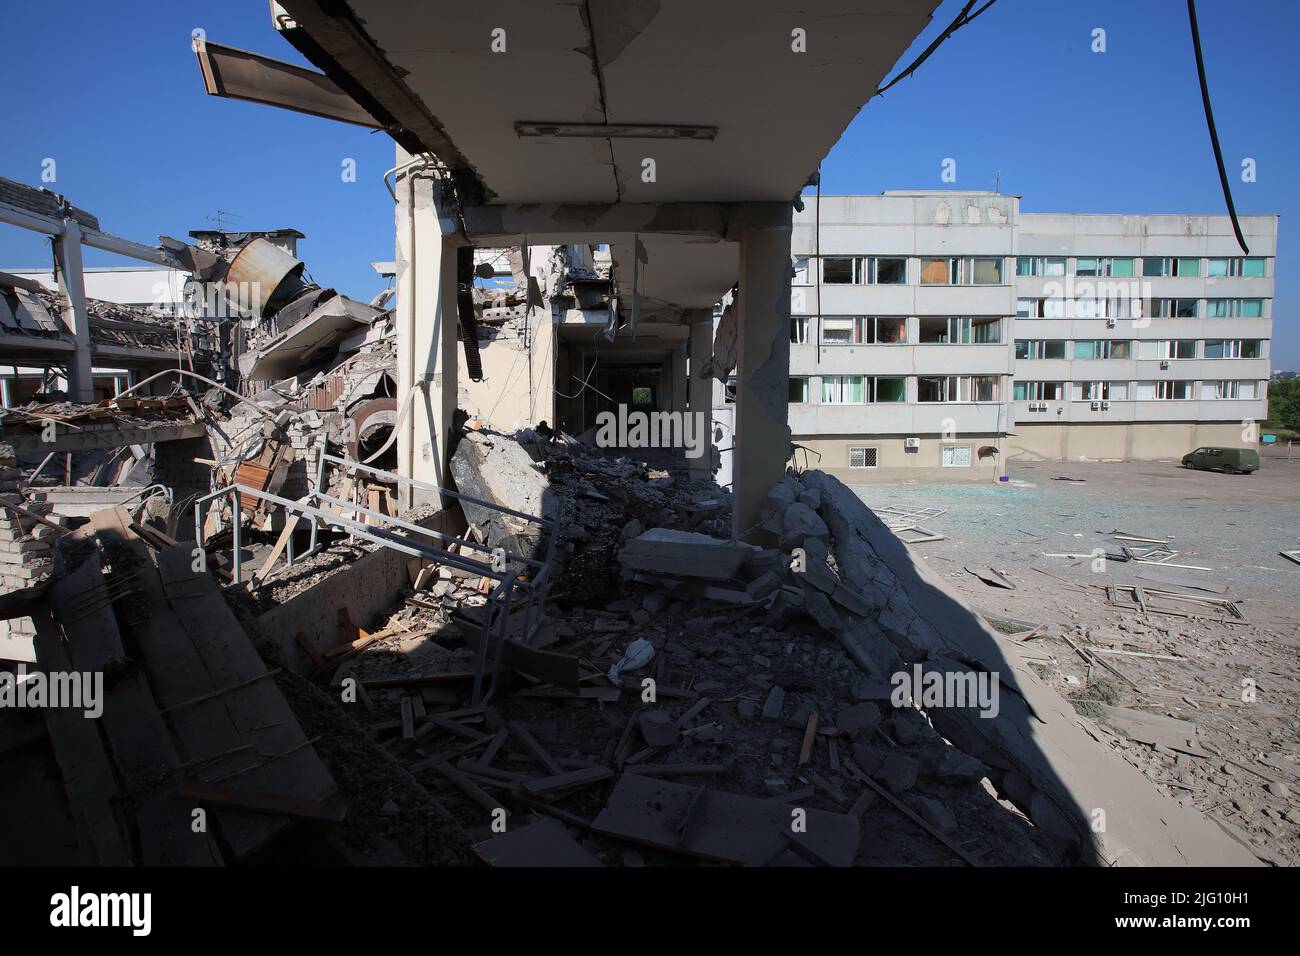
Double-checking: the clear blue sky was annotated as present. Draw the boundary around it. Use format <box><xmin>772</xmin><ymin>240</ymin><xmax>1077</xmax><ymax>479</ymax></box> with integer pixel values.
<box><xmin>1</xmin><ymin>0</ymin><xmax>1295</xmax><ymax>366</ymax></box>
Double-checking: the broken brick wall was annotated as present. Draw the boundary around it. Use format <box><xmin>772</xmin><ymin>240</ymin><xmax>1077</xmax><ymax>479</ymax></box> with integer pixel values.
<box><xmin>152</xmin><ymin>435</ymin><xmax>216</xmax><ymax>535</ymax></box>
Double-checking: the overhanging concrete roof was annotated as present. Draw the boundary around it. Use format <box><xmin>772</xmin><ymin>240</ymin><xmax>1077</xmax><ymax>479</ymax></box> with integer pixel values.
<box><xmin>277</xmin><ymin>0</ymin><xmax>938</xmax><ymax>205</ymax></box>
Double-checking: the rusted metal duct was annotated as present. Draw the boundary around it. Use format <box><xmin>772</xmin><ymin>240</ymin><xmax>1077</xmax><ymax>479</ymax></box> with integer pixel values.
<box><xmin>224</xmin><ymin>237</ymin><xmax>313</xmax><ymax>318</ymax></box>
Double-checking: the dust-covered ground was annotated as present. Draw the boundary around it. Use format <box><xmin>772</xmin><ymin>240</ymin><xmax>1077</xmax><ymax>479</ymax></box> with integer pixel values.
<box><xmin>846</xmin><ymin>456</ymin><xmax>1300</xmax><ymax>865</ymax></box>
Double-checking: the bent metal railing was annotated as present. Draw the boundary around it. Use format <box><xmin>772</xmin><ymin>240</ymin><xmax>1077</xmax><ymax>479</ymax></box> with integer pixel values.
<box><xmin>194</xmin><ymin>449</ymin><xmax>556</xmax><ymax>706</ymax></box>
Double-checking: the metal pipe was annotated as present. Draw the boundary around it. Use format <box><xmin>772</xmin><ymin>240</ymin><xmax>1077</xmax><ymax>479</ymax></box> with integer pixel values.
<box><xmin>114</xmin><ymin>367</ymin><xmax>282</xmax><ymax>423</ymax></box>
<box><xmin>321</xmin><ymin>452</ymin><xmax>554</xmax><ymax>528</ymax></box>
<box><xmin>313</xmin><ymin>491</ymin><xmax>542</xmax><ymax>568</ymax></box>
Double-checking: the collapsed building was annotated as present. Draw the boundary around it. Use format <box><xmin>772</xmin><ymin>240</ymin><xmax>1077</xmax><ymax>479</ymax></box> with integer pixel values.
<box><xmin>0</xmin><ymin>1</ymin><xmax>1283</xmax><ymax>869</ymax></box>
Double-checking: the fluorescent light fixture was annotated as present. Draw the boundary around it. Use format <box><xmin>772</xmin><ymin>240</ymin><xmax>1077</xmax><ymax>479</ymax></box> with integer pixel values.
<box><xmin>515</xmin><ymin>123</ymin><xmax>717</xmax><ymax>140</ymax></box>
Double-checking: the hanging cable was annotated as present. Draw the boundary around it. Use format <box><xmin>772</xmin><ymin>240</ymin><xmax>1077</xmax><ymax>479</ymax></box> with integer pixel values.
<box><xmin>874</xmin><ymin>0</ymin><xmax>997</xmax><ymax>98</ymax></box>
<box><xmin>1186</xmin><ymin>0</ymin><xmax>1249</xmax><ymax>254</ymax></box>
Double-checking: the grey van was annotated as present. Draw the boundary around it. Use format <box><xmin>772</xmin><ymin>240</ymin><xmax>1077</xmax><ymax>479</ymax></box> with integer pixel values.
<box><xmin>1180</xmin><ymin>446</ymin><xmax>1260</xmax><ymax>474</ymax></box>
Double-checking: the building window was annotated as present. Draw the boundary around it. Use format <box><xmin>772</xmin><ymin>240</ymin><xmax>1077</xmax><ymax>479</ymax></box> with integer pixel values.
<box><xmin>848</xmin><ymin>447</ymin><xmax>878</xmax><ymax>469</ymax></box>
<box><xmin>1147</xmin><ymin>298</ymin><xmax>1199</xmax><ymax>318</ymax></box>
<box><xmin>1207</xmin><ymin>257</ymin><xmax>1267</xmax><ymax>278</ymax></box>
<box><xmin>1204</xmin><ymin>339</ymin><xmax>1261</xmax><ymax>359</ymax></box>
<box><xmin>822</xmin><ymin>375</ymin><xmax>865</xmax><ymax>404</ymax></box>
<box><xmin>1142</xmin><ymin>257</ymin><xmax>1198</xmax><ymax>278</ymax></box>
<box><xmin>789</xmin><ymin>377</ymin><xmax>809</xmax><ymax>402</ymax></box>
<box><xmin>820</xmin><ymin>316</ymin><xmax>862</xmax><ymax>345</ymax></box>
<box><xmin>1013</xmin><ymin>381</ymin><xmax>1065</xmax><ymax>401</ymax></box>
<box><xmin>1136</xmin><ymin>339</ymin><xmax>1196</xmax><ymax>360</ymax></box>
<box><xmin>920</xmin><ymin>316</ymin><xmax>1002</xmax><ymax>344</ymax></box>
<box><xmin>1075</xmin><ymin>256</ymin><xmax>1135</xmax><ymax>278</ymax></box>
<box><xmin>1016</xmin><ymin>339</ymin><xmax>1067</xmax><ymax>360</ymax></box>
<box><xmin>790</xmin><ymin>315</ymin><xmax>809</xmax><ymax>344</ymax></box>
<box><xmin>1073</xmin><ymin>339</ymin><xmax>1130</xmax><ymax>360</ymax></box>
<box><xmin>874</xmin><ymin>317</ymin><xmax>907</xmax><ymax>343</ymax></box>
<box><xmin>920</xmin><ymin>258</ymin><xmax>949</xmax><ymax>285</ymax></box>
<box><xmin>1135</xmin><ymin>380</ymin><xmax>1193</xmax><ymax>400</ymax></box>
<box><xmin>819</xmin><ymin>315</ymin><xmax>906</xmax><ymax>345</ymax></box>
<box><xmin>875</xmin><ymin>257</ymin><xmax>907</xmax><ymax>284</ymax></box>
<box><xmin>917</xmin><ymin>375</ymin><xmax>999</xmax><ymax>403</ymax></box>
<box><xmin>1071</xmin><ymin>381</ymin><xmax>1128</xmax><ymax>401</ymax></box>
<box><xmin>1204</xmin><ymin>297</ymin><xmax>1264</xmax><ymax>318</ymax></box>
<box><xmin>1200</xmin><ymin>380</ymin><xmax>1258</xmax><ymax>400</ymax></box>
<box><xmin>941</xmin><ymin>445</ymin><xmax>973</xmax><ymax>467</ymax></box>
<box><xmin>822</xmin><ymin>257</ymin><xmax>866</xmax><ymax>284</ymax></box>
<box><xmin>1015</xmin><ymin>257</ymin><xmax>1039</xmax><ymax>277</ymax></box>
<box><xmin>1016</xmin><ymin>298</ymin><xmax>1046</xmax><ymax>318</ymax></box>
<box><xmin>874</xmin><ymin>377</ymin><xmax>906</xmax><ymax>402</ymax></box>
<box><xmin>920</xmin><ymin>257</ymin><xmax>1003</xmax><ymax>285</ymax></box>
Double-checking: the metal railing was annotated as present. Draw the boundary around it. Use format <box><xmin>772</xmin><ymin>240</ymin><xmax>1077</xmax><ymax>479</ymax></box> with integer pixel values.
<box><xmin>194</xmin><ymin>448</ymin><xmax>557</xmax><ymax>705</ymax></box>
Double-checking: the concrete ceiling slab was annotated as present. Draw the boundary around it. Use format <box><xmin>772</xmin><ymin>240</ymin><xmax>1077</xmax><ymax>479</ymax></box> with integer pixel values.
<box><xmin>311</xmin><ymin>0</ymin><xmax>937</xmax><ymax>204</ymax></box>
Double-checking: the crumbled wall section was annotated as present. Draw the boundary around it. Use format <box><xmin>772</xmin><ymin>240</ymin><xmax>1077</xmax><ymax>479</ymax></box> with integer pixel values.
<box><xmin>153</xmin><ymin>435</ymin><xmax>217</xmax><ymax>529</ymax></box>
<box><xmin>0</xmin><ymin>443</ymin><xmax>55</xmax><ymax>661</ymax></box>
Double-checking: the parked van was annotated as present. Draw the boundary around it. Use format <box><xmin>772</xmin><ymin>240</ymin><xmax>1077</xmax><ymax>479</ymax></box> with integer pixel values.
<box><xmin>1180</xmin><ymin>446</ymin><xmax>1260</xmax><ymax>474</ymax></box>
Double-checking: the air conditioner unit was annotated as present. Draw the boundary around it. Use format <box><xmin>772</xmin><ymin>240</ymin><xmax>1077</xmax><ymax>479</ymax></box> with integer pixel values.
<box><xmin>1159</xmin><ymin>360</ymin><xmax>1170</xmax><ymax>369</ymax></box>
<box><xmin>1090</xmin><ymin>401</ymin><xmax>1100</xmax><ymax>411</ymax></box>
<box><xmin>904</xmin><ymin>437</ymin><xmax>921</xmax><ymax>449</ymax></box>
<box><xmin>1101</xmin><ymin>401</ymin><xmax>1111</xmax><ymax>411</ymax></box>
<box><xmin>1106</xmin><ymin>317</ymin><xmax>1117</xmax><ymax>328</ymax></box>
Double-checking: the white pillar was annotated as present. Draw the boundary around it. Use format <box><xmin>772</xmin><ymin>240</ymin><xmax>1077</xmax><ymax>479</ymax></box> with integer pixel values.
<box><xmin>395</xmin><ymin>150</ymin><xmax>460</xmax><ymax>509</ymax></box>
<box><xmin>732</xmin><ymin>215</ymin><xmax>793</xmax><ymax>540</ymax></box>
<box><xmin>54</xmin><ymin>220</ymin><xmax>94</xmax><ymax>403</ymax></box>
<box><xmin>688</xmin><ymin>313</ymin><xmax>715</xmax><ymax>478</ymax></box>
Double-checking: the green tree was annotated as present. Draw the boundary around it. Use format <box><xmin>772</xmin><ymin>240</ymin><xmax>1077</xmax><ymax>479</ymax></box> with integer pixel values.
<box><xmin>1267</xmin><ymin>379</ymin><xmax>1300</xmax><ymax>432</ymax></box>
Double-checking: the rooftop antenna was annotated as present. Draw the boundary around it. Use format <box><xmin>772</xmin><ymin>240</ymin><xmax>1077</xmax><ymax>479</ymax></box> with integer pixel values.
<box><xmin>206</xmin><ymin>209</ymin><xmax>242</xmax><ymax>232</ymax></box>
<box><xmin>993</xmin><ymin>170</ymin><xmax>1002</xmax><ymax>193</ymax></box>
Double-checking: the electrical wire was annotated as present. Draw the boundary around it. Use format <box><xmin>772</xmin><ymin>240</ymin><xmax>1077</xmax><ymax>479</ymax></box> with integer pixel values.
<box><xmin>874</xmin><ymin>0</ymin><xmax>997</xmax><ymax>97</ymax></box>
<box><xmin>1186</xmin><ymin>0</ymin><xmax>1249</xmax><ymax>254</ymax></box>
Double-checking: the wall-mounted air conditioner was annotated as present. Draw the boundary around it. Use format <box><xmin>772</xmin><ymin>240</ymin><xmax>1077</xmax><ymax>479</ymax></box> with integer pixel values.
<box><xmin>1106</xmin><ymin>317</ymin><xmax>1117</xmax><ymax>328</ymax></box>
<box><xmin>904</xmin><ymin>437</ymin><xmax>921</xmax><ymax>449</ymax></box>
<box><xmin>1090</xmin><ymin>401</ymin><xmax>1100</xmax><ymax>411</ymax></box>
<box><xmin>1101</xmin><ymin>401</ymin><xmax>1111</xmax><ymax>411</ymax></box>
<box><xmin>1159</xmin><ymin>360</ymin><xmax>1170</xmax><ymax>369</ymax></box>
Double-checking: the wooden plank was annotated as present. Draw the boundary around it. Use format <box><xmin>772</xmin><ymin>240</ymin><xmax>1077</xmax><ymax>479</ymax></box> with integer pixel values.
<box><xmin>798</xmin><ymin>711</ymin><xmax>819</xmax><ymax>766</ymax></box>
<box><xmin>50</xmin><ymin>556</ymin><xmax>222</xmax><ymax>866</ymax></box>
<box><xmin>30</xmin><ymin>609</ymin><xmax>132</xmax><ymax>866</ymax></box>
<box><xmin>473</xmin><ymin>818</ymin><xmax>604</xmax><ymax>867</ymax></box>
<box><xmin>252</xmin><ymin>514</ymin><xmax>300</xmax><ymax>584</ymax></box>
<box><xmin>521</xmin><ymin>766</ymin><xmax>613</xmax><ymax>796</ymax></box>
<box><xmin>179</xmin><ymin>783</ymin><xmax>345</xmax><ymax>822</ymax></box>
<box><xmin>145</xmin><ymin>546</ymin><xmax>340</xmax><ymax>857</ymax></box>
<box><xmin>592</xmin><ymin>774</ymin><xmax>858</xmax><ymax>867</ymax></box>
<box><xmin>400</xmin><ymin>696</ymin><xmax>415</xmax><ymax>739</ymax></box>
<box><xmin>509</xmin><ymin>720</ymin><xmax>563</xmax><ymax>775</ymax></box>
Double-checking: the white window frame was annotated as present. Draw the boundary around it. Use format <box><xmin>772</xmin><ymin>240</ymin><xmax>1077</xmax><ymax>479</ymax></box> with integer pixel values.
<box><xmin>941</xmin><ymin>445</ymin><xmax>973</xmax><ymax>468</ymax></box>
<box><xmin>848</xmin><ymin>446</ymin><xmax>879</xmax><ymax>469</ymax></box>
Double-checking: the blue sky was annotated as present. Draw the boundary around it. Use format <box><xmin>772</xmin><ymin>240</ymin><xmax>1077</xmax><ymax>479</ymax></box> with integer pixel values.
<box><xmin>1</xmin><ymin>0</ymin><xmax>1295</xmax><ymax>366</ymax></box>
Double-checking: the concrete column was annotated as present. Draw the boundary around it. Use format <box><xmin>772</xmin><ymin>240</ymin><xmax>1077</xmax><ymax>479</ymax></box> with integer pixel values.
<box><xmin>671</xmin><ymin>343</ymin><xmax>688</xmax><ymax>415</ymax></box>
<box><xmin>732</xmin><ymin>213</ymin><xmax>793</xmax><ymax>539</ymax></box>
<box><xmin>527</xmin><ymin>296</ymin><xmax>556</xmax><ymax>427</ymax></box>
<box><xmin>54</xmin><ymin>221</ymin><xmax>94</xmax><ymax>403</ymax></box>
<box><xmin>688</xmin><ymin>313</ymin><xmax>714</xmax><ymax>478</ymax></box>
<box><xmin>395</xmin><ymin>150</ymin><xmax>460</xmax><ymax>509</ymax></box>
